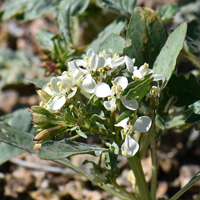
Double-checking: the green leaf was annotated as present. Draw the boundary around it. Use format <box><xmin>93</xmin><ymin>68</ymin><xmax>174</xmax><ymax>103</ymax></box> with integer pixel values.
<box><xmin>116</xmin><ymin>110</ymin><xmax>133</xmax><ymax>123</ymax></box>
<box><xmin>0</xmin><ymin>108</ymin><xmax>36</xmax><ymax>164</ymax></box>
<box><xmin>97</xmin><ymin>33</ymin><xmax>125</xmax><ymax>56</ymax></box>
<box><xmin>56</xmin><ymin>0</ymin><xmax>89</xmax><ymax>43</ymax></box>
<box><xmin>28</xmin><ymin>79</ymin><xmax>48</xmax><ymax>88</ymax></box>
<box><xmin>153</xmin><ymin>22</ymin><xmax>187</xmax><ymax>83</ymax></box>
<box><xmin>36</xmin><ymin>29</ymin><xmax>55</xmax><ymax>50</ymax></box>
<box><xmin>38</xmin><ymin>139</ymin><xmax>107</xmax><ymax>159</ymax></box>
<box><xmin>156</xmin><ymin>3</ymin><xmax>179</xmax><ymax>22</ymax></box>
<box><xmin>167</xmin><ymin>74</ymin><xmax>200</xmax><ymax>107</ymax></box>
<box><xmin>0</xmin><ymin>0</ymin><xmax>29</xmax><ymax>21</ymax></box>
<box><xmin>123</xmin><ymin>7</ymin><xmax>168</xmax><ymax>68</ymax></box>
<box><xmin>125</xmin><ymin>77</ymin><xmax>153</xmax><ymax>101</ymax></box>
<box><xmin>0</xmin><ymin>143</ymin><xmax>24</xmax><ymax>165</ymax></box>
<box><xmin>24</xmin><ymin>0</ymin><xmax>60</xmax><ymax>21</ymax></box>
<box><xmin>87</xmin><ymin>19</ymin><xmax>126</xmax><ymax>52</ymax></box>
<box><xmin>98</xmin><ymin>0</ymin><xmax>136</xmax><ymax>16</ymax></box>
<box><xmin>0</xmin><ymin>122</ymin><xmax>35</xmax><ymax>154</ymax></box>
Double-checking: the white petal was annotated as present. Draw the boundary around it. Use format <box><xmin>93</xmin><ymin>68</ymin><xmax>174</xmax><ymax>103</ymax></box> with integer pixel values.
<box><xmin>125</xmin><ymin>56</ymin><xmax>134</xmax><ymax>73</ymax></box>
<box><xmin>68</xmin><ymin>87</ymin><xmax>77</xmax><ymax>99</ymax></box>
<box><xmin>59</xmin><ymin>76</ymin><xmax>72</xmax><ymax>87</ymax></box>
<box><xmin>82</xmin><ymin>74</ymin><xmax>97</xmax><ymax>94</ymax></box>
<box><xmin>103</xmin><ymin>98</ymin><xmax>116</xmax><ymax>111</ymax></box>
<box><xmin>94</xmin><ymin>82</ymin><xmax>111</xmax><ymax>98</ymax></box>
<box><xmin>115</xmin><ymin>117</ymin><xmax>129</xmax><ymax>128</ymax></box>
<box><xmin>86</xmin><ymin>48</ymin><xmax>95</xmax><ymax>57</ymax></box>
<box><xmin>50</xmin><ymin>77</ymin><xmax>60</xmax><ymax>93</ymax></box>
<box><xmin>97</xmin><ymin>56</ymin><xmax>105</xmax><ymax>69</ymax></box>
<box><xmin>134</xmin><ymin>116</ymin><xmax>152</xmax><ymax>132</ymax></box>
<box><xmin>121</xmin><ymin>96</ymin><xmax>138</xmax><ymax>110</ymax></box>
<box><xmin>42</xmin><ymin>84</ymin><xmax>52</xmax><ymax>95</ymax></box>
<box><xmin>114</xmin><ymin>76</ymin><xmax>128</xmax><ymax>90</ymax></box>
<box><xmin>89</xmin><ymin>54</ymin><xmax>98</xmax><ymax>71</ymax></box>
<box><xmin>121</xmin><ymin>135</ymin><xmax>139</xmax><ymax>157</ymax></box>
<box><xmin>133</xmin><ymin>70</ymin><xmax>143</xmax><ymax>79</ymax></box>
<box><xmin>113</xmin><ymin>56</ymin><xmax>125</xmax><ymax>67</ymax></box>
<box><xmin>51</xmin><ymin>95</ymin><xmax>66</xmax><ymax>111</ymax></box>
<box><xmin>68</xmin><ymin>60</ymin><xmax>78</xmax><ymax>73</ymax></box>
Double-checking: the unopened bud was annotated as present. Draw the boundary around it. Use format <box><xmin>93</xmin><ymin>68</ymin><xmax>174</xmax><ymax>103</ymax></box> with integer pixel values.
<box><xmin>32</xmin><ymin>143</ymin><xmax>42</xmax><ymax>150</ymax></box>
<box><xmin>36</xmin><ymin>90</ymin><xmax>51</xmax><ymax>103</ymax></box>
<box><xmin>31</xmin><ymin>118</ymin><xmax>49</xmax><ymax>126</ymax></box>
<box><xmin>30</xmin><ymin>106</ymin><xmax>55</xmax><ymax>118</ymax></box>
<box><xmin>33</xmin><ymin>125</ymin><xmax>63</xmax><ymax>142</ymax></box>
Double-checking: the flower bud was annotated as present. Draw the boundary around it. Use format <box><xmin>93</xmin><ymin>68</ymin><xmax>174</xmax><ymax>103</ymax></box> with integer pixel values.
<box><xmin>29</xmin><ymin>105</ymin><xmax>53</xmax><ymax>116</ymax></box>
<box><xmin>32</xmin><ymin>143</ymin><xmax>41</xmax><ymax>150</ymax></box>
<box><xmin>36</xmin><ymin>90</ymin><xmax>51</xmax><ymax>103</ymax></box>
<box><xmin>33</xmin><ymin>125</ymin><xmax>63</xmax><ymax>142</ymax></box>
<box><xmin>31</xmin><ymin>118</ymin><xmax>49</xmax><ymax>126</ymax></box>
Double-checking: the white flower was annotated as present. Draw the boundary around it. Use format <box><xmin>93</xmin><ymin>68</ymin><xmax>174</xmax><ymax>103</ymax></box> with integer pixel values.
<box><xmin>103</xmin><ymin>97</ymin><xmax>117</xmax><ymax>111</ymax></box>
<box><xmin>95</xmin><ymin>76</ymin><xmax>128</xmax><ymax>98</ymax></box>
<box><xmin>124</xmin><ymin>56</ymin><xmax>137</xmax><ymax>73</ymax></box>
<box><xmin>115</xmin><ymin>116</ymin><xmax>152</xmax><ymax>157</ymax></box>
<box><xmin>132</xmin><ymin>62</ymin><xmax>152</xmax><ymax>80</ymax></box>
<box><xmin>121</xmin><ymin>135</ymin><xmax>139</xmax><ymax>157</ymax></box>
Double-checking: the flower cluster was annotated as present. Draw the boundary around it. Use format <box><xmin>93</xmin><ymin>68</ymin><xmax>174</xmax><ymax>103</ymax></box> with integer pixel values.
<box><xmin>31</xmin><ymin>48</ymin><xmax>162</xmax><ymax>157</ymax></box>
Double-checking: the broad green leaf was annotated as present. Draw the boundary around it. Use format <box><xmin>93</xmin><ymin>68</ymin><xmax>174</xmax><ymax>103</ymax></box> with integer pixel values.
<box><xmin>0</xmin><ymin>122</ymin><xmax>35</xmax><ymax>154</ymax></box>
<box><xmin>125</xmin><ymin>77</ymin><xmax>153</xmax><ymax>101</ymax></box>
<box><xmin>0</xmin><ymin>108</ymin><xmax>35</xmax><ymax>164</ymax></box>
<box><xmin>153</xmin><ymin>22</ymin><xmax>187</xmax><ymax>82</ymax></box>
<box><xmin>116</xmin><ymin>110</ymin><xmax>133</xmax><ymax>123</ymax></box>
<box><xmin>0</xmin><ymin>143</ymin><xmax>24</xmax><ymax>165</ymax></box>
<box><xmin>97</xmin><ymin>33</ymin><xmax>125</xmax><ymax>56</ymax></box>
<box><xmin>24</xmin><ymin>0</ymin><xmax>60</xmax><ymax>21</ymax></box>
<box><xmin>156</xmin><ymin>3</ymin><xmax>179</xmax><ymax>22</ymax></box>
<box><xmin>38</xmin><ymin>139</ymin><xmax>106</xmax><ymax>159</ymax></box>
<box><xmin>98</xmin><ymin>0</ymin><xmax>136</xmax><ymax>16</ymax></box>
<box><xmin>56</xmin><ymin>0</ymin><xmax>89</xmax><ymax>44</ymax></box>
<box><xmin>167</xmin><ymin>74</ymin><xmax>200</xmax><ymax>107</ymax></box>
<box><xmin>124</xmin><ymin>7</ymin><xmax>168</xmax><ymax>68</ymax></box>
<box><xmin>0</xmin><ymin>0</ymin><xmax>29</xmax><ymax>21</ymax></box>
<box><xmin>1</xmin><ymin>108</ymin><xmax>34</xmax><ymax>133</ymax></box>
<box><xmin>28</xmin><ymin>79</ymin><xmax>48</xmax><ymax>88</ymax></box>
<box><xmin>87</xmin><ymin>19</ymin><xmax>126</xmax><ymax>52</ymax></box>
<box><xmin>0</xmin><ymin>49</ymin><xmax>43</xmax><ymax>91</ymax></box>
<box><xmin>36</xmin><ymin>29</ymin><xmax>55</xmax><ymax>50</ymax></box>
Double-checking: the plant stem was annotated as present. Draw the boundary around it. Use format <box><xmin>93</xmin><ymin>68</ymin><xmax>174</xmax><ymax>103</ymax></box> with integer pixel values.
<box><xmin>110</xmin><ymin>180</ymin><xmax>139</xmax><ymax>200</ymax></box>
<box><xmin>55</xmin><ymin>158</ymin><xmax>132</xmax><ymax>200</ymax></box>
<box><xmin>181</xmin><ymin>45</ymin><xmax>200</xmax><ymax>69</ymax></box>
<box><xmin>110</xmin><ymin>111</ymin><xmax>115</xmax><ymax>132</ymax></box>
<box><xmin>150</xmin><ymin>120</ymin><xmax>157</xmax><ymax>200</ymax></box>
<box><xmin>127</xmin><ymin>155</ymin><xmax>151</xmax><ymax>200</ymax></box>
<box><xmin>169</xmin><ymin>171</ymin><xmax>200</xmax><ymax>200</ymax></box>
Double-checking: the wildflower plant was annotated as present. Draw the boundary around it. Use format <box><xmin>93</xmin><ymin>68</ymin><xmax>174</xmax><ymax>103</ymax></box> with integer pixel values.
<box><xmin>0</xmin><ymin>1</ymin><xmax>200</xmax><ymax>200</ymax></box>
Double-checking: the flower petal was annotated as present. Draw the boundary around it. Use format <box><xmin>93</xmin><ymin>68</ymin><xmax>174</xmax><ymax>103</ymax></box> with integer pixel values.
<box><xmin>50</xmin><ymin>77</ymin><xmax>60</xmax><ymax>93</ymax></box>
<box><xmin>115</xmin><ymin>117</ymin><xmax>129</xmax><ymax>128</ymax></box>
<box><xmin>89</xmin><ymin>54</ymin><xmax>98</xmax><ymax>71</ymax></box>
<box><xmin>134</xmin><ymin>116</ymin><xmax>152</xmax><ymax>132</ymax></box>
<box><xmin>125</xmin><ymin>56</ymin><xmax>134</xmax><ymax>73</ymax></box>
<box><xmin>121</xmin><ymin>135</ymin><xmax>139</xmax><ymax>157</ymax></box>
<box><xmin>103</xmin><ymin>98</ymin><xmax>116</xmax><ymax>111</ymax></box>
<box><xmin>50</xmin><ymin>95</ymin><xmax>67</xmax><ymax>111</ymax></box>
<box><xmin>86</xmin><ymin>48</ymin><xmax>95</xmax><ymax>57</ymax></box>
<box><xmin>133</xmin><ymin>70</ymin><xmax>143</xmax><ymax>79</ymax></box>
<box><xmin>82</xmin><ymin>74</ymin><xmax>97</xmax><ymax>94</ymax></box>
<box><xmin>114</xmin><ymin>76</ymin><xmax>128</xmax><ymax>90</ymax></box>
<box><xmin>112</xmin><ymin>56</ymin><xmax>125</xmax><ymax>67</ymax></box>
<box><xmin>68</xmin><ymin>87</ymin><xmax>77</xmax><ymax>99</ymax></box>
<box><xmin>94</xmin><ymin>82</ymin><xmax>111</xmax><ymax>98</ymax></box>
<box><xmin>121</xmin><ymin>96</ymin><xmax>138</xmax><ymax>110</ymax></box>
